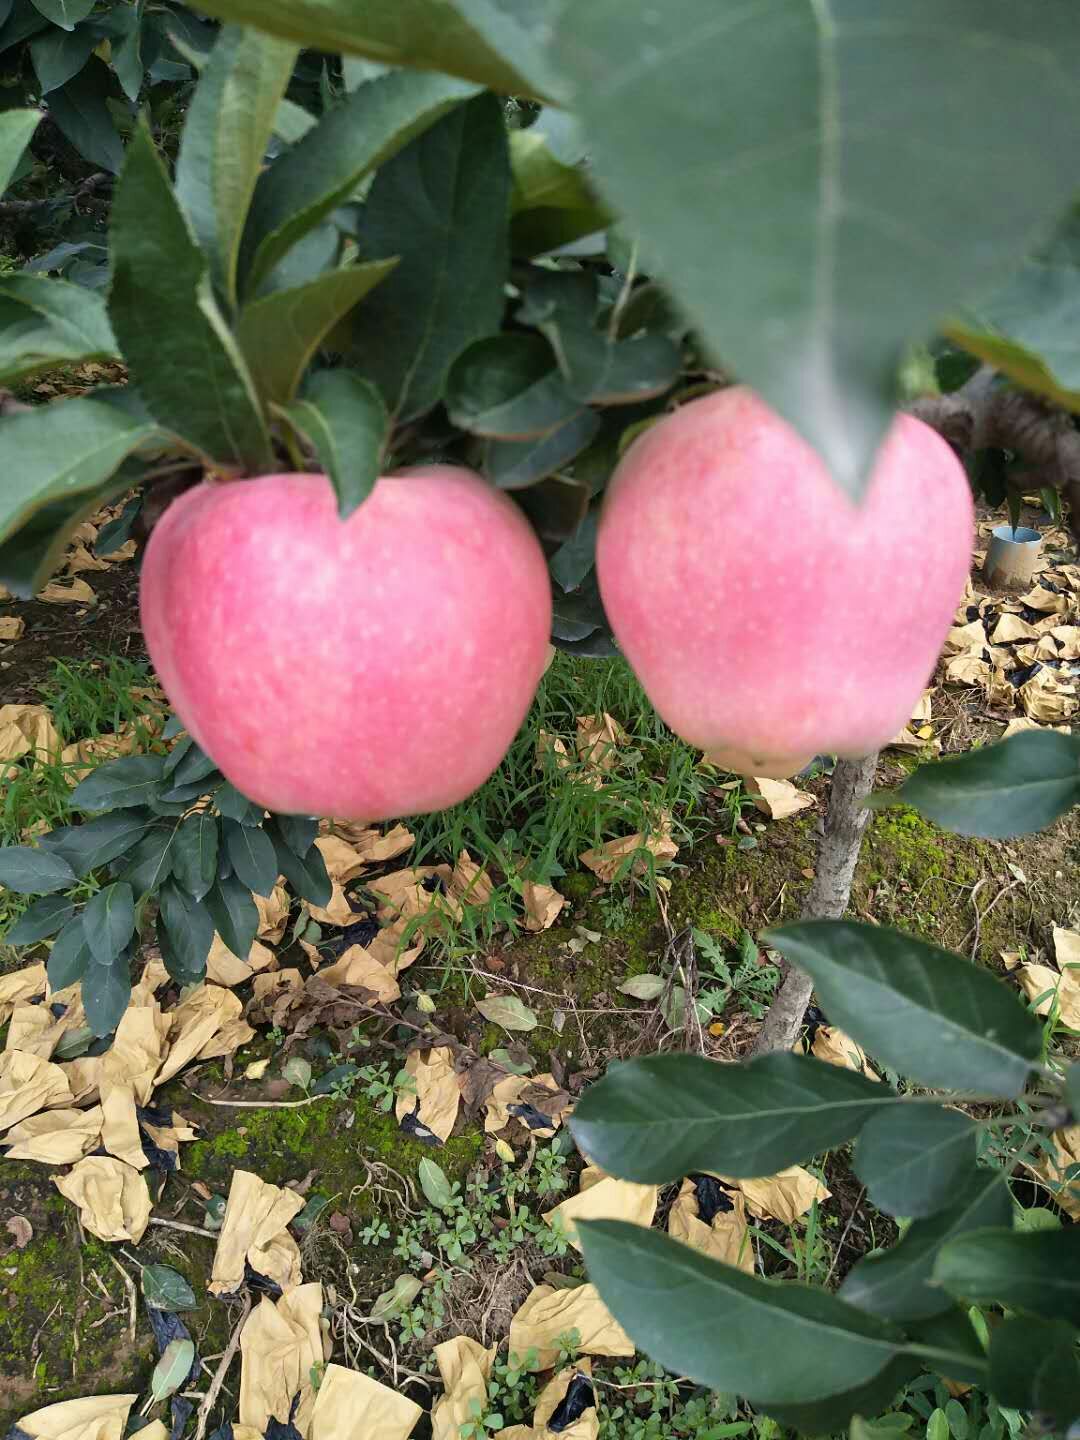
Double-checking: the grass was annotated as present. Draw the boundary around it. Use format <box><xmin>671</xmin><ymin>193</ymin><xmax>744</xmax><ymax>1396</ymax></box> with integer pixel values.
<box><xmin>36</xmin><ymin>655</ymin><xmax>161</xmax><ymax>744</ymax></box>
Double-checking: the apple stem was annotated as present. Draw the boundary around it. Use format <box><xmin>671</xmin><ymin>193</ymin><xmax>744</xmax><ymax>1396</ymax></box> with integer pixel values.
<box><xmin>752</xmin><ymin>752</ymin><xmax>879</xmax><ymax>1056</ymax></box>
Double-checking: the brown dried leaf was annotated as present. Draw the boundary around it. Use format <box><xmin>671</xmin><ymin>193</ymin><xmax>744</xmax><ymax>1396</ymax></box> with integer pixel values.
<box><xmin>576</xmin><ymin>712</ymin><xmax>629</xmax><ymax>772</ymax></box>
<box><xmin>810</xmin><ymin>1025</ymin><xmax>880</xmax><ymax>1081</ymax></box>
<box><xmin>746</xmin><ymin>777</ymin><xmax>816</xmax><ymax>820</ymax></box>
<box><xmin>0</xmin><ymin>703</ymin><xmax>62</xmax><ymax>763</ymax></box>
<box><xmin>0</xmin><ymin>616</ymin><xmax>24</xmax><ymax>641</ymax></box>
<box><xmin>5</xmin><ymin>1214</ymin><xmax>33</xmax><ymax>1248</ymax></box>
<box><xmin>543</xmin><ymin>1174</ymin><xmax>657</xmax><ymax>1251</ymax></box>
<box><xmin>317</xmin><ymin>946</ymin><xmax>401</xmax><ymax>1003</ymax></box>
<box><xmin>310</xmin><ymin>1363</ymin><xmax>422</xmax><ymax>1440</ymax></box>
<box><xmin>37</xmin><ymin>578</ymin><xmax>95</xmax><ymax>605</ymax></box>
<box><xmin>522</xmin><ymin>881</ymin><xmax>566</xmax><ymax>932</ymax></box>
<box><xmin>431</xmin><ymin>1336</ymin><xmax>497</xmax><ymax>1440</ymax></box>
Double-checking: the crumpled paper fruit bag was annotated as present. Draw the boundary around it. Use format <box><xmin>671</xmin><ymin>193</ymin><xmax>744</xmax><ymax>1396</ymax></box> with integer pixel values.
<box><xmin>4</xmin><ymin>1105</ymin><xmax>103</xmax><ymax>1165</ymax></box>
<box><xmin>15</xmin><ymin>1394</ymin><xmax>137</xmax><ymax>1440</ymax></box>
<box><xmin>668</xmin><ymin>1176</ymin><xmax>753</xmax><ymax>1273</ymax></box>
<box><xmin>532</xmin><ymin>1362</ymin><xmax>598</xmax><ymax>1440</ymax></box>
<box><xmin>0</xmin><ymin>1050</ymin><xmax>72</xmax><ymax>1131</ymax></box>
<box><xmin>543</xmin><ymin>1171</ymin><xmax>657</xmax><ymax>1251</ymax></box>
<box><xmin>309</xmin><ymin>1362</ymin><xmax>422</xmax><ymax>1440</ymax></box>
<box><xmin>209</xmin><ymin>1169</ymin><xmax>305</xmax><ymax>1295</ymax></box>
<box><xmin>54</xmin><ymin>1156</ymin><xmax>151</xmax><ymax>1243</ymax></box>
<box><xmin>394</xmin><ymin>1046</ymin><xmax>460</xmax><ymax>1143</ymax></box>
<box><xmin>239</xmin><ymin>1283</ymin><xmax>325</xmax><ymax>1435</ymax></box>
<box><xmin>508</xmin><ymin>1284</ymin><xmax>634</xmax><ymax>1371</ymax></box>
<box><xmin>430</xmin><ymin>1335</ymin><xmax>497</xmax><ymax>1440</ymax></box>
<box><xmin>0</xmin><ymin>962</ymin><xmax>46</xmax><ymax>1024</ymax></box>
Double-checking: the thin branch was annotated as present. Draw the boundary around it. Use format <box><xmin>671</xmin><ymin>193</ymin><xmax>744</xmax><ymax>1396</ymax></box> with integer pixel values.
<box><xmin>0</xmin><ymin>171</ymin><xmax>111</xmax><ymax>216</ymax></box>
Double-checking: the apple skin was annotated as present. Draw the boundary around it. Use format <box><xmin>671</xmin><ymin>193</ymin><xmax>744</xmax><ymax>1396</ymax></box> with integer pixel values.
<box><xmin>596</xmin><ymin>387</ymin><xmax>974</xmax><ymax>778</ymax></box>
<box><xmin>141</xmin><ymin>467</ymin><xmax>552</xmax><ymax>818</ymax></box>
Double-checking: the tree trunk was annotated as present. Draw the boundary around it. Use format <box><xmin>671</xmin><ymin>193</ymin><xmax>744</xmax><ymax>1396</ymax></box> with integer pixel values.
<box><xmin>752</xmin><ymin>753</ymin><xmax>879</xmax><ymax>1055</ymax></box>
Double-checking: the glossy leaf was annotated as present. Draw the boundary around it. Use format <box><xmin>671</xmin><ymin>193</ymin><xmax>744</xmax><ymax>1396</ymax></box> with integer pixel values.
<box><xmin>105</xmin><ymin>3</ymin><xmax>143</xmax><ymax>102</ymax></box>
<box><xmin>557</xmin><ymin>0</ymin><xmax>1080</xmax><ymax>495</ymax></box>
<box><xmin>49</xmin><ymin>62</ymin><xmax>124</xmax><ymax>173</ymax></box>
<box><xmin>4</xmin><ymin>894</ymin><xmax>75</xmax><ymax>945</ymax></box>
<box><xmin>30</xmin><ymin>24</ymin><xmax>96</xmax><ymax>91</ymax></box>
<box><xmin>110</xmin><ymin>122</ymin><xmax>271</xmax><ymax>470</ymax></box>
<box><xmin>82</xmin><ymin>882</ymin><xmax>135</xmax><ymax>966</ymax></box>
<box><xmin>349</xmin><ymin>93</ymin><xmax>510</xmax><ymax>419</ymax></box>
<box><xmin>46</xmin><ymin>916</ymin><xmax>90</xmax><ymax>990</ymax></box>
<box><xmin>175</xmin><ymin>24</ymin><xmax>300</xmax><ymax>308</ymax></box>
<box><xmin>853</xmin><ymin>1105</ymin><xmax>977</xmax><ymax>1219</ymax></box>
<box><xmin>886</xmin><ymin>731</ymin><xmax>1080</xmax><ymax>839</ymax></box>
<box><xmin>934</xmin><ymin>1228</ymin><xmax>1080</xmax><ymax>1326</ymax></box>
<box><xmin>183</xmin><ymin>0</ymin><xmax>562</xmax><ymax>99</ymax></box>
<box><xmin>171</xmin><ymin>813</ymin><xmax>219</xmax><ymax>903</ymax></box>
<box><xmin>44</xmin><ymin>811</ymin><xmax>153</xmax><ymax>876</ymax></box>
<box><xmin>988</xmin><ymin>1317</ymin><xmax>1080</xmax><ymax>1421</ymax></box>
<box><xmin>281</xmin><ymin>370</ymin><xmax>390</xmax><ymax>520</ymax></box>
<box><xmin>238</xmin><ymin>261</ymin><xmax>397</xmax><ymax>406</ymax></box>
<box><xmin>215</xmin><ymin>782</ymin><xmax>264</xmax><ymax>826</ymax></box>
<box><xmin>166</xmin><ymin>740</ymin><xmax>220</xmax><ymax>789</ymax></box>
<box><xmin>157</xmin><ymin>880</ymin><xmax>214</xmax><ymax>984</ymax></box>
<box><xmin>445</xmin><ymin>334</ymin><xmax>579</xmax><ymax>439</ymax></box>
<box><xmin>0</xmin><ymin>108</ymin><xmax>39</xmax><ymax>194</ymax></box>
<box><xmin>243</xmin><ymin>68</ymin><xmax>477</xmax><ymax>295</ymax></box>
<box><xmin>0</xmin><ymin>394</ymin><xmax>159</xmax><ymax>591</ymax></box>
<box><xmin>0</xmin><ymin>845</ymin><xmax>76</xmax><ymax>895</ymax></box>
<box><xmin>0</xmin><ymin>275</ymin><xmax>118</xmax><ymax>386</ymax></box>
<box><xmin>840</xmin><ymin>1167</ymin><xmax>1011</xmax><ymax>1322</ymax></box>
<box><xmin>83</xmin><ymin>955</ymin><xmax>132</xmax><ymax>1037</ymax></box>
<box><xmin>142</xmin><ymin>1264</ymin><xmax>197</xmax><ymax>1312</ymax></box>
<box><xmin>28</xmin><ymin>0</ymin><xmax>94</xmax><ymax>28</ymax></box>
<box><xmin>223</xmin><ymin>817</ymin><xmax>277</xmax><ymax>897</ymax></box>
<box><xmin>579</xmin><ymin>1221</ymin><xmax>902</xmax><ymax>1404</ymax></box>
<box><xmin>272</xmin><ymin>815</ymin><xmax>318</xmax><ymax>855</ymax></box>
<box><xmin>485</xmin><ymin>408</ymin><xmax>601</xmax><ymax>490</ymax></box>
<box><xmin>906</xmin><ymin>1308</ymin><xmax>991</xmax><ymax>1389</ymax></box>
<box><xmin>569</xmin><ymin>1051</ymin><xmax>894</xmax><ymax>1184</ymax></box>
<box><xmin>204</xmin><ymin>873</ymin><xmax>259</xmax><ymax>960</ymax></box>
<box><xmin>71</xmin><ymin>755</ymin><xmax>167</xmax><ymax>813</ymax></box>
<box><xmin>765</xmin><ymin>921</ymin><xmax>1042</xmax><ymax>1098</ymax></box>
<box><xmin>266</xmin><ymin>827</ymin><xmax>331</xmax><ymax>907</ymax></box>
<box><xmin>118</xmin><ymin>828</ymin><xmax>176</xmax><ymax>897</ymax></box>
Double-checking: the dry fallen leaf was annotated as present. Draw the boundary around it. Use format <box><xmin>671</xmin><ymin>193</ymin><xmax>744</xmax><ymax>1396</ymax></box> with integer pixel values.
<box><xmin>0</xmin><ymin>616</ymin><xmax>24</xmax><ymax>641</ymax></box>
<box><xmin>54</xmin><ymin>1156</ymin><xmax>151</xmax><ymax>1243</ymax></box>
<box><xmin>4</xmin><ymin>1106</ymin><xmax>103</xmax><ymax>1166</ymax></box>
<box><xmin>206</xmin><ymin>935</ymin><xmax>276</xmax><ymax>988</ymax></box>
<box><xmin>5</xmin><ymin>1214</ymin><xmax>33</xmax><ymax>1249</ymax></box>
<box><xmin>317</xmin><ymin>944</ymin><xmax>401</xmax><ymax>1003</ymax></box>
<box><xmin>255</xmin><ymin>885</ymin><xmax>290</xmax><ymax>943</ymax></box>
<box><xmin>395</xmin><ymin>1046</ymin><xmax>460</xmax><ymax>1143</ymax></box>
<box><xmin>1017</xmin><ymin>963</ymin><xmax>1080</xmax><ymax>1029</ymax></box>
<box><xmin>536</xmin><ymin>729</ymin><xmax>573</xmax><ymax>771</ymax></box>
<box><xmin>209</xmin><ymin>1169</ymin><xmax>305</xmax><ymax>1296</ymax></box>
<box><xmin>531</xmin><ymin>1362</ymin><xmax>598</xmax><ymax>1440</ymax></box>
<box><xmin>449</xmin><ymin>849</ymin><xmax>496</xmax><ymax>906</ymax></box>
<box><xmin>0</xmin><ymin>962</ymin><xmax>47</xmax><ymax>1024</ymax></box>
<box><xmin>576</xmin><ymin>712</ymin><xmax>629</xmax><ymax>772</ymax></box>
<box><xmin>1017</xmin><ymin>584</ymin><xmax>1069</xmax><ymax>614</ymax></box>
<box><xmin>1001</xmin><ymin>717</ymin><xmax>1071</xmax><ymax>739</ymax></box>
<box><xmin>745</xmin><ymin>776</ymin><xmax>816</xmax><ymax>820</ymax></box>
<box><xmin>509</xmin><ymin>1284</ymin><xmax>634</xmax><ymax>1371</ymax></box>
<box><xmin>483</xmin><ymin>1073</ymin><xmax>569</xmax><ymax>1137</ymax></box>
<box><xmin>579</xmin><ymin>825</ymin><xmax>678</xmax><ymax>883</ymax></box>
<box><xmin>0</xmin><ymin>703</ymin><xmax>62</xmax><ymax>764</ymax></box>
<box><xmin>37</xmin><ymin>578</ymin><xmax>96</xmax><ymax>605</ymax></box>
<box><xmin>431</xmin><ymin>1336</ymin><xmax>497</xmax><ymax>1440</ymax></box>
<box><xmin>945</xmin><ymin>654</ymin><xmax>992</xmax><ymax>687</ymax></box>
<box><xmin>1032</xmin><ymin>1125</ymin><xmax>1080</xmax><ymax>1220</ymax></box>
<box><xmin>370</xmin><ymin>866</ymin><xmax>462</xmax><ymax>924</ymax></box>
<box><xmin>990</xmin><ymin>613</ymin><xmax>1041</xmax><ymax>644</ymax></box>
<box><xmin>0</xmin><ymin>1050</ymin><xmax>72</xmax><ymax>1131</ymax></box>
<box><xmin>522</xmin><ymin>880</ymin><xmax>566</xmax><ymax>933</ymax></box>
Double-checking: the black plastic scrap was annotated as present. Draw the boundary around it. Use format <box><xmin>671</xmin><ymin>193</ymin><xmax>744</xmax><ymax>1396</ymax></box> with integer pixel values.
<box><xmin>548</xmin><ymin>1373</ymin><xmax>596</xmax><ymax>1433</ymax></box>
<box><xmin>691</xmin><ymin>1174</ymin><xmax>734</xmax><ymax>1224</ymax></box>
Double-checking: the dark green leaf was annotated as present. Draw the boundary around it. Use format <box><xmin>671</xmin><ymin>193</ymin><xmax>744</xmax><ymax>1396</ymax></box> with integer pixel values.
<box><xmin>549</xmin><ymin>511</ymin><xmax>598</xmax><ymax>592</ymax></box>
<box><xmin>578</xmin><ymin>1220</ymin><xmax>902</xmax><ymax>1403</ymax></box>
<box><xmin>28</xmin><ymin>0</ymin><xmax>94</xmax><ymax>29</ymax></box>
<box><xmin>0</xmin><ymin>270</ymin><xmax>139</xmax><ymax>388</ymax></box>
<box><xmin>107</xmin><ymin>2</ymin><xmax>144</xmax><ymax>102</ymax></box>
<box><xmin>0</xmin><ymin>846</ymin><xmax>76</xmax><ymax>895</ymax></box>
<box><xmin>0</xmin><ymin>485</ymin><xmax>124</xmax><ymax>599</ymax></box>
<box><xmin>569</xmin><ymin>1051</ymin><xmax>895</xmax><ymax>1184</ymax></box>
<box><xmin>109</xmin><ymin>122</ymin><xmax>271</xmax><ymax>470</ymax></box>
<box><xmin>884</xmin><ymin>731</ymin><xmax>1080</xmax><ymax>839</ymax></box>
<box><xmin>4</xmin><ymin>894</ymin><xmax>75</xmax><ymax>945</ymax></box>
<box><xmin>854</xmin><ymin>1106</ymin><xmax>977</xmax><ymax>1219</ymax></box>
<box><xmin>82</xmin><ymin>955</ymin><xmax>132</xmax><ymax>1037</ymax></box>
<box><xmin>266</xmin><ymin>822</ymin><xmax>330</xmax><ymax>907</ymax></box>
<box><xmin>934</xmin><ymin>1227</ymin><xmax>1080</xmax><ymax>1326</ymax></box>
<box><xmin>765</xmin><ymin>921</ymin><xmax>1042</xmax><ymax>1098</ymax></box>
<box><xmin>71</xmin><ymin>755</ymin><xmax>167</xmax><ymax>812</ymax></box>
<box><xmin>243</xmin><ymin>68</ymin><xmax>477</xmax><ymax>295</ymax></box>
<box><xmin>223</xmin><ymin>817</ymin><xmax>277</xmax><ymax>897</ymax></box>
<box><xmin>82</xmin><ymin>882</ymin><xmax>135</xmax><ymax>965</ymax></box>
<box><xmin>175</xmin><ymin>24</ymin><xmax>300</xmax><ymax>308</ymax></box>
<box><xmin>905</xmin><ymin>1308</ymin><xmax>990</xmax><ymax>1388</ymax></box>
<box><xmin>0</xmin><ymin>109</ymin><xmax>40</xmax><ymax>195</ymax></box>
<box><xmin>485</xmin><ymin>408</ymin><xmax>601</xmax><ymax>490</ymax></box>
<box><xmin>162</xmin><ymin>735</ymin><xmax>194</xmax><ymax>779</ymax></box>
<box><xmin>142</xmin><ymin>1264</ymin><xmax>197</xmax><ymax>1312</ymax></box>
<box><xmin>0</xmin><ymin>393</ymin><xmax>160</xmax><ymax>586</ymax></box>
<box><xmin>159</xmin><ymin>777</ymin><xmax>222</xmax><ymax>806</ymax></box>
<box><xmin>157</xmin><ymin>880</ymin><xmax>214</xmax><ymax>983</ymax></box>
<box><xmin>46</xmin><ymin>915</ymin><xmax>90</xmax><ymax>990</ymax></box>
<box><xmin>988</xmin><ymin>1317</ymin><xmax>1080</xmax><ymax>1422</ymax></box>
<box><xmin>30</xmin><ymin>23</ymin><xmax>97</xmax><ymax>91</ymax></box>
<box><xmin>508</xmin><ymin>120</ymin><xmax>608</xmax><ymax>259</ymax></box>
<box><xmin>49</xmin><ymin>61</ymin><xmax>124</xmax><ymax>173</ymax></box>
<box><xmin>181</xmin><ymin>0</ymin><xmax>561</xmax><ymax>99</ymax></box>
<box><xmin>280</xmin><ymin>369</ymin><xmax>389</xmax><ymax>519</ymax></box>
<box><xmin>204</xmin><ymin>873</ymin><xmax>258</xmax><ymax>959</ymax></box>
<box><xmin>445</xmin><ymin>334</ymin><xmax>578</xmax><ymax>439</ymax></box>
<box><xmin>349</xmin><ymin>93</ymin><xmax>510</xmax><ymax>419</ymax></box>
<box><xmin>517</xmin><ymin>473</ymin><xmax>590</xmax><ymax>544</ymax></box>
<box><xmin>45</xmin><ymin>810</ymin><xmax>153</xmax><ymax>876</ymax></box>
<box><xmin>172</xmin><ymin>813</ymin><xmax>220</xmax><ymax>902</ymax></box>
<box><xmin>53</xmin><ymin>1024</ymin><xmax>93</xmax><ymax>1060</ymax></box>
<box><xmin>756</xmin><ymin>1359</ymin><xmax>918</xmax><ymax>1435</ymax></box>
<box><xmin>557</xmin><ymin>0</ymin><xmax>1080</xmax><ymax>495</ymax></box>
<box><xmin>117</xmin><ymin>828</ymin><xmax>176</xmax><ymax>896</ymax></box>
<box><xmin>311</xmin><ymin>1063</ymin><xmax>359</xmax><ymax>1096</ymax></box>
<box><xmin>94</xmin><ymin>498</ymin><xmax>142</xmax><ymax>558</ymax></box>
<box><xmin>215</xmin><ymin>782</ymin><xmax>264</xmax><ymax>825</ymax></box>
<box><xmin>272</xmin><ymin>815</ymin><xmax>318</xmax><ymax>856</ymax></box>
<box><xmin>239</xmin><ymin>261</ymin><xmax>397</xmax><ymax>407</ymax></box>
<box><xmin>840</xmin><ymin>1168</ymin><xmax>1011</xmax><ymax>1322</ymax></box>
<box><xmin>168</xmin><ymin>742</ymin><xmax>221</xmax><ymax>789</ymax></box>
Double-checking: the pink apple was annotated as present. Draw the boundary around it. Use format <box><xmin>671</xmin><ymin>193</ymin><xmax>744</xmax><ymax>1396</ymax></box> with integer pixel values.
<box><xmin>141</xmin><ymin>467</ymin><xmax>553</xmax><ymax>818</ymax></box>
<box><xmin>596</xmin><ymin>388</ymin><xmax>974</xmax><ymax>778</ymax></box>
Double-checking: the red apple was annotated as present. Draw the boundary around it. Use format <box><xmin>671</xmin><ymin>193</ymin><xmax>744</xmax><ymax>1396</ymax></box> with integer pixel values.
<box><xmin>596</xmin><ymin>388</ymin><xmax>974</xmax><ymax>778</ymax></box>
<box><xmin>141</xmin><ymin>467</ymin><xmax>552</xmax><ymax>818</ymax></box>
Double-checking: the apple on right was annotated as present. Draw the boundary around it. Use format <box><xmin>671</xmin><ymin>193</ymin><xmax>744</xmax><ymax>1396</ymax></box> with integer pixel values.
<box><xmin>596</xmin><ymin>387</ymin><xmax>975</xmax><ymax>779</ymax></box>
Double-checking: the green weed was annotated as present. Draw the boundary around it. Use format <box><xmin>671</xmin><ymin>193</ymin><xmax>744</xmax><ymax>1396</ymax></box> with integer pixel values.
<box><xmin>37</xmin><ymin>656</ymin><xmax>160</xmax><ymax>744</ymax></box>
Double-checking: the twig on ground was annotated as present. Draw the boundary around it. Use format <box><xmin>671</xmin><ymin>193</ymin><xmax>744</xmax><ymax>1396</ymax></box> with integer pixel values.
<box><xmin>108</xmin><ymin>1255</ymin><xmax>137</xmax><ymax>1344</ymax></box>
<box><xmin>193</xmin><ymin>1293</ymin><xmax>251</xmax><ymax>1440</ymax></box>
<box><xmin>825</xmin><ymin>1186</ymin><xmax>867</xmax><ymax>1286</ymax></box>
<box><xmin>148</xmin><ymin>1216</ymin><xmax>218</xmax><ymax>1239</ymax></box>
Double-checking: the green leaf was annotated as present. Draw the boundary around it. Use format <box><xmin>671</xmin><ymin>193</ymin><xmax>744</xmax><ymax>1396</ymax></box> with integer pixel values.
<box><xmin>934</xmin><ymin>1228</ymin><xmax>1080</xmax><ymax>1326</ymax></box>
<box><xmin>0</xmin><ymin>846</ymin><xmax>76</xmax><ymax>895</ymax></box>
<box><xmin>906</xmin><ymin>1307</ymin><xmax>990</xmax><ymax>1389</ymax></box>
<box><xmin>142</xmin><ymin>1264</ymin><xmax>197</xmax><ymax>1312</ymax></box>
<box><xmin>570</xmin><ymin>1051</ymin><xmax>893</xmax><ymax>1184</ymax></box>
<box><xmin>0</xmin><ymin>394</ymin><xmax>160</xmax><ymax>593</ymax></box>
<box><xmin>166</xmin><ymin>741</ymin><xmax>220</xmax><ymax>790</ymax></box>
<box><xmin>764</xmin><ymin>921</ymin><xmax>1042</xmax><ymax>1098</ymax></box>
<box><xmin>266</xmin><ymin>821</ymin><xmax>331</xmax><ymax>907</ymax></box>
<box><xmin>175</xmin><ymin>25</ymin><xmax>300</xmax><ymax>309</ymax></box>
<box><xmin>82</xmin><ymin>882</ymin><xmax>135</xmax><ymax>966</ymax></box>
<box><xmin>839</xmin><ymin>1167</ymin><xmax>1011</xmax><ymax>1322</ymax></box>
<box><xmin>578</xmin><ymin>1220</ymin><xmax>902</xmax><ymax>1404</ymax></box>
<box><xmin>280</xmin><ymin>370</ymin><xmax>390</xmax><ymax>519</ymax></box>
<box><xmin>46</xmin><ymin>916</ymin><xmax>90</xmax><ymax>990</ymax></box>
<box><xmin>172</xmin><ymin>812</ymin><xmax>220</xmax><ymax>902</ymax></box>
<box><xmin>71</xmin><ymin>755</ymin><xmax>167</xmax><ymax>812</ymax></box>
<box><xmin>883</xmin><ymin>731</ymin><xmax>1080</xmax><ymax>839</ymax></box>
<box><xmin>30</xmin><ymin>24</ymin><xmax>97</xmax><ymax>91</ymax></box>
<box><xmin>853</xmin><ymin>1106</ymin><xmax>977</xmax><ymax>1219</ymax></box>
<box><xmin>557</xmin><ymin>0</ymin><xmax>1080</xmax><ymax>496</ymax></box>
<box><xmin>475</xmin><ymin>994</ymin><xmax>538</xmax><ymax>1032</ymax></box>
<box><xmin>5</xmin><ymin>894</ymin><xmax>75</xmax><ymax>945</ymax></box>
<box><xmin>508</xmin><ymin>121</ymin><xmax>608</xmax><ymax>259</ymax></box>
<box><xmin>549</xmin><ymin>512</ymin><xmax>598</xmax><ymax>593</ymax></box>
<box><xmin>94</xmin><ymin>497</ymin><xmax>142</xmax><ymax>557</ymax></box>
<box><xmin>348</xmin><ymin>93</ymin><xmax>510</xmax><ymax>420</ymax></box>
<box><xmin>418</xmin><ymin>1157</ymin><xmax>453</xmax><ymax>1210</ymax></box>
<box><xmin>157</xmin><ymin>880</ymin><xmax>214</xmax><ymax>984</ymax></box>
<box><xmin>484</xmin><ymin>408</ymin><xmax>602</xmax><ymax>490</ymax></box>
<box><xmin>759</xmin><ymin>1359</ymin><xmax>919</xmax><ymax>1435</ymax></box>
<box><xmin>109</xmin><ymin>121</ymin><xmax>271</xmax><ymax>470</ymax></box>
<box><xmin>243</xmin><ymin>68</ymin><xmax>477</xmax><ymax>295</ymax></box>
<box><xmin>239</xmin><ymin>261</ymin><xmax>397</xmax><ymax>407</ymax></box>
<box><xmin>272</xmin><ymin>815</ymin><xmax>318</xmax><ymax>855</ymax></box>
<box><xmin>0</xmin><ymin>275</ymin><xmax>119</xmax><ymax>387</ymax></box>
<box><xmin>118</xmin><ymin>828</ymin><xmax>176</xmax><ymax>897</ymax></box>
<box><xmin>45</xmin><ymin>810</ymin><xmax>153</xmax><ymax>876</ymax></box>
<box><xmin>989</xmin><ymin>1317</ymin><xmax>1080</xmax><ymax>1422</ymax></box>
<box><xmin>49</xmin><ymin>62</ymin><xmax>124</xmax><ymax>173</ymax></box>
<box><xmin>0</xmin><ymin>109</ymin><xmax>40</xmax><ymax>195</ymax></box>
<box><xmin>204</xmin><ymin>873</ymin><xmax>258</xmax><ymax>959</ymax></box>
<box><xmin>215</xmin><ymin>782</ymin><xmax>264</xmax><ymax>826</ymax></box>
<box><xmin>182</xmin><ymin>0</ymin><xmax>561</xmax><ymax>99</ymax></box>
<box><xmin>223</xmin><ymin>817</ymin><xmax>277</xmax><ymax>897</ymax></box>
<box><xmin>82</xmin><ymin>955</ymin><xmax>132</xmax><ymax>1037</ymax></box>
<box><xmin>28</xmin><ymin>0</ymin><xmax>94</xmax><ymax>29</ymax></box>
<box><xmin>445</xmin><ymin>334</ymin><xmax>579</xmax><ymax>440</ymax></box>
<box><xmin>0</xmin><ymin>482</ymin><xmax>129</xmax><ymax>599</ymax></box>
<box><xmin>151</xmin><ymin>1337</ymin><xmax>195</xmax><ymax>1403</ymax></box>
<box><xmin>106</xmin><ymin>2</ymin><xmax>144</xmax><ymax>102</ymax></box>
